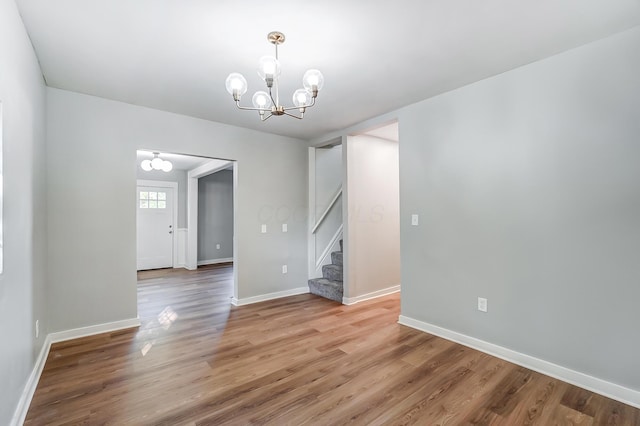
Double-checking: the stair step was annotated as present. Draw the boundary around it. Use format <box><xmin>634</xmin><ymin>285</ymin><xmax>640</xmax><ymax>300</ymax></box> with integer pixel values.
<box><xmin>322</xmin><ymin>264</ymin><xmax>343</xmax><ymax>282</ymax></box>
<box><xmin>308</xmin><ymin>278</ymin><xmax>343</xmax><ymax>303</ymax></box>
<box><xmin>331</xmin><ymin>251</ymin><xmax>343</xmax><ymax>266</ymax></box>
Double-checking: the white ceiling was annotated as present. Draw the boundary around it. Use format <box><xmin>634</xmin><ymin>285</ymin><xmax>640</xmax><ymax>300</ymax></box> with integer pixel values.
<box><xmin>16</xmin><ymin>0</ymin><xmax>640</xmax><ymax>140</ymax></box>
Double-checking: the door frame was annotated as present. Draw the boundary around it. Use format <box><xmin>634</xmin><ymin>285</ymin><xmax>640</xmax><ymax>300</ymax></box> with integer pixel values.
<box><xmin>136</xmin><ymin>179</ymin><xmax>179</xmax><ymax>268</ymax></box>
<box><xmin>186</xmin><ymin>159</ymin><xmax>234</xmax><ymax>270</ymax></box>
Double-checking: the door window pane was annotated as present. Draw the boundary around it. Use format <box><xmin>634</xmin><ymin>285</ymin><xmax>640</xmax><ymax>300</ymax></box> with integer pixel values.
<box><xmin>139</xmin><ymin>189</ymin><xmax>167</xmax><ymax>208</ymax></box>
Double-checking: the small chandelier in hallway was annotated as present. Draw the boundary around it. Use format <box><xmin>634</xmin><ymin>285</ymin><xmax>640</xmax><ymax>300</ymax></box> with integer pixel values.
<box><xmin>225</xmin><ymin>31</ymin><xmax>324</xmax><ymax>121</ymax></box>
<box><xmin>141</xmin><ymin>152</ymin><xmax>173</xmax><ymax>172</ymax></box>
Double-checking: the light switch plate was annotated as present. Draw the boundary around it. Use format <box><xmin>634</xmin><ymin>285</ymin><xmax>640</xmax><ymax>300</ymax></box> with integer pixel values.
<box><xmin>261</xmin><ymin>224</ymin><xmax>267</xmax><ymax>233</ymax></box>
<box><xmin>478</xmin><ymin>297</ymin><xmax>488</xmax><ymax>313</ymax></box>
<box><xmin>282</xmin><ymin>265</ymin><xmax>288</xmax><ymax>274</ymax></box>
<box><xmin>411</xmin><ymin>214</ymin><xmax>419</xmax><ymax>226</ymax></box>
<box><xmin>282</xmin><ymin>224</ymin><xmax>288</xmax><ymax>233</ymax></box>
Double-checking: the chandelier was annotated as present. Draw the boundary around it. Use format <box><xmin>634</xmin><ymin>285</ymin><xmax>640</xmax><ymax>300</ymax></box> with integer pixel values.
<box><xmin>225</xmin><ymin>31</ymin><xmax>324</xmax><ymax>121</ymax></box>
<box><xmin>141</xmin><ymin>152</ymin><xmax>173</xmax><ymax>172</ymax></box>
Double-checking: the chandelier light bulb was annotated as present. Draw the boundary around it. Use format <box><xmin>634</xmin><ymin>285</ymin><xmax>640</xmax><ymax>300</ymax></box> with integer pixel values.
<box><xmin>225</xmin><ymin>73</ymin><xmax>248</xmax><ymax>99</ymax></box>
<box><xmin>161</xmin><ymin>160</ymin><xmax>173</xmax><ymax>172</ymax></box>
<box><xmin>151</xmin><ymin>157</ymin><xmax>164</xmax><ymax>170</ymax></box>
<box><xmin>263</xmin><ymin>62</ymin><xmax>276</xmax><ymax>75</ymax></box>
<box><xmin>252</xmin><ymin>91</ymin><xmax>272</xmax><ymax>109</ymax></box>
<box><xmin>293</xmin><ymin>89</ymin><xmax>312</xmax><ymax>108</ymax></box>
<box><xmin>231</xmin><ymin>79</ymin><xmax>243</xmax><ymax>90</ymax></box>
<box><xmin>303</xmin><ymin>69</ymin><xmax>324</xmax><ymax>93</ymax></box>
<box><xmin>257</xmin><ymin>56</ymin><xmax>281</xmax><ymax>87</ymax></box>
<box><xmin>141</xmin><ymin>159</ymin><xmax>152</xmax><ymax>171</ymax></box>
<box><xmin>257</xmin><ymin>56</ymin><xmax>280</xmax><ymax>79</ymax></box>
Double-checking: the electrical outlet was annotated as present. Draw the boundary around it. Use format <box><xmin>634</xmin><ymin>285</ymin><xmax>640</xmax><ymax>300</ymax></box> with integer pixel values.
<box><xmin>35</xmin><ymin>320</ymin><xmax>39</xmax><ymax>339</ymax></box>
<box><xmin>282</xmin><ymin>265</ymin><xmax>288</xmax><ymax>274</ymax></box>
<box><xmin>282</xmin><ymin>223</ymin><xmax>288</xmax><ymax>233</ymax></box>
<box><xmin>261</xmin><ymin>224</ymin><xmax>267</xmax><ymax>233</ymax></box>
<box><xmin>216</xmin><ymin>244</ymin><xmax>220</xmax><ymax>250</ymax></box>
<box><xmin>411</xmin><ymin>214</ymin><xmax>419</xmax><ymax>226</ymax></box>
<box><xmin>478</xmin><ymin>297</ymin><xmax>488</xmax><ymax>313</ymax></box>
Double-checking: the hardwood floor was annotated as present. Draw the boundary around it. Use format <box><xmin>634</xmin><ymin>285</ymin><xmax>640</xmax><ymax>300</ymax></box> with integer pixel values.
<box><xmin>25</xmin><ymin>265</ymin><xmax>639</xmax><ymax>425</ymax></box>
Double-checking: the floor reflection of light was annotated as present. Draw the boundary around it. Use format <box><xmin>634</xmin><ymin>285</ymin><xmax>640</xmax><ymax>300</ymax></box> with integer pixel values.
<box><xmin>136</xmin><ymin>306</ymin><xmax>179</xmax><ymax>356</ymax></box>
<box><xmin>141</xmin><ymin>342</ymin><xmax>153</xmax><ymax>356</ymax></box>
<box><xmin>158</xmin><ymin>306</ymin><xmax>178</xmax><ymax>330</ymax></box>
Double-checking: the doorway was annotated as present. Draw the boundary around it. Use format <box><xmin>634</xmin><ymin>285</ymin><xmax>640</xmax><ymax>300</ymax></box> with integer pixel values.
<box><xmin>135</xmin><ymin>151</ymin><xmax>236</xmax><ymax>289</ymax></box>
<box><xmin>343</xmin><ymin>121</ymin><xmax>401</xmax><ymax>303</ymax></box>
<box><xmin>197</xmin><ymin>168</ymin><xmax>234</xmax><ymax>266</ymax></box>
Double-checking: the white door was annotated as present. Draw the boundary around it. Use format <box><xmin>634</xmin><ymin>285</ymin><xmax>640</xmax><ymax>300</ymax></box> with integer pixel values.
<box><xmin>137</xmin><ymin>185</ymin><xmax>174</xmax><ymax>270</ymax></box>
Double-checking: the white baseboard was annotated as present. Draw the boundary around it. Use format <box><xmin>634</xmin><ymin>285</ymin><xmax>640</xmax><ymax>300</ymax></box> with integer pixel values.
<box><xmin>398</xmin><ymin>315</ymin><xmax>640</xmax><ymax>409</ymax></box>
<box><xmin>48</xmin><ymin>317</ymin><xmax>141</xmax><ymax>344</ymax></box>
<box><xmin>231</xmin><ymin>287</ymin><xmax>309</xmax><ymax>306</ymax></box>
<box><xmin>10</xmin><ymin>336</ymin><xmax>52</xmax><ymax>426</ymax></box>
<box><xmin>10</xmin><ymin>317</ymin><xmax>141</xmax><ymax>426</ymax></box>
<box><xmin>197</xmin><ymin>257</ymin><xmax>233</xmax><ymax>266</ymax></box>
<box><xmin>342</xmin><ymin>285</ymin><xmax>400</xmax><ymax>305</ymax></box>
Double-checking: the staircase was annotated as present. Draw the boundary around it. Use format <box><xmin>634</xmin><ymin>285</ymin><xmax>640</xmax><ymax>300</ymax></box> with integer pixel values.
<box><xmin>308</xmin><ymin>240</ymin><xmax>343</xmax><ymax>303</ymax></box>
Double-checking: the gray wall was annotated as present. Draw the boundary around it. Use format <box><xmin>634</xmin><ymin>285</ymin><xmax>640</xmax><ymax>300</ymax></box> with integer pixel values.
<box><xmin>345</xmin><ymin>135</ymin><xmax>400</xmax><ymax>298</ymax></box>
<box><xmin>0</xmin><ymin>0</ymin><xmax>47</xmax><ymax>423</ymax></box>
<box><xmin>397</xmin><ymin>27</ymin><xmax>640</xmax><ymax>391</ymax></box>
<box><xmin>136</xmin><ymin>167</ymin><xmax>188</xmax><ymax>228</ymax></box>
<box><xmin>46</xmin><ymin>87</ymin><xmax>308</xmax><ymax>332</ymax></box>
<box><xmin>198</xmin><ymin>169</ymin><xmax>234</xmax><ymax>261</ymax></box>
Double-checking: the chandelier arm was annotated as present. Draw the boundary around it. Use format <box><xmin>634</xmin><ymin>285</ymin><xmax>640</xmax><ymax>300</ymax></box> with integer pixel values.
<box><xmin>260</xmin><ymin>113</ymin><xmax>274</xmax><ymax>122</ymax></box>
<box><xmin>234</xmin><ymin>101</ymin><xmax>270</xmax><ymax>113</ymax></box>
<box><xmin>282</xmin><ymin>111</ymin><xmax>304</xmax><ymax>120</ymax></box>
<box><xmin>282</xmin><ymin>105</ymin><xmax>311</xmax><ymax>112</ymax></box>
<box><xmin>282</xmin><ymin>96</ymin><xmax>316</xmax><ymax>112</ymax></box>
